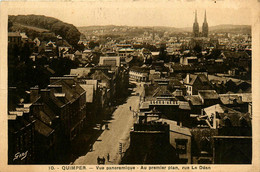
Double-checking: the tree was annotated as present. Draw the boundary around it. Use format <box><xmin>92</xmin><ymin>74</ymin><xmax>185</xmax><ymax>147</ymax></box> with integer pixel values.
<box><xmin>77</xmin><ymin>43</ymin><xmax>85</xmax><ymax>51</ymax></box>
<box><xmin>159</xmin><ymin>43</ymin><xmax>167</xmax><ymax>61</ymax></box>
<box><xmin>193</xmin><ymin>44</ymin><xmax>202</xmax><ymax>53</ymax></box>
<box><xmin>89</xmin><ymin>41</ymin><xmax>99</xmax><ymax>49</ymax></box>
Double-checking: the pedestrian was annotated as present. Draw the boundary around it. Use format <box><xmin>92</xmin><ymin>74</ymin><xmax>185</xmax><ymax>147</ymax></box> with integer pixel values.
<box><xmin>129</xmin><ymin>106</ymin><xmax>132</xmax><ymax>111</ymax></box>
<box><xmin>97</xmin><ymin>156</ymin><xmax>100</xmax><ymax>164</ymax></box>
<box><xmin>107</xmin><ymin>153</ymin><xmax>110</xmax><ymax>162</ymax></box>
<box><xmin>103</xmin><ymin>157</ymin><xmax>105</xmax><ymax>164</ymax></box>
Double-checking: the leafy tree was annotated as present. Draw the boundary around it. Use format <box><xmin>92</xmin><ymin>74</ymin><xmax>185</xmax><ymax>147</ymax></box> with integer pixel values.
<box><xmin>193</xmin><ymin>44</ymin><xmax>202</xmax><ymax>53</ymax></box>
<box><xmin>9</xmin><ymin>15</ymin><xmax>81</xmax><ymax>47</ymax></box>
<box><xmin>159</xmin><ymin>43</ymin><xmax>167</xmax><ymax>61</ymax></box>
<box><xmin>89</xmin><ymin>41</ymin><xmax>99</xmax><ymax>49</ymax></box>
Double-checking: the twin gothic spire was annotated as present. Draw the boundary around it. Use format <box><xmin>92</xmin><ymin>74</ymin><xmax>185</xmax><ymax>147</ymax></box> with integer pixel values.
<box><xmin>193</xmin><ymin>10</ymin><xmax>208</xmax><ymax>37</ymax></box>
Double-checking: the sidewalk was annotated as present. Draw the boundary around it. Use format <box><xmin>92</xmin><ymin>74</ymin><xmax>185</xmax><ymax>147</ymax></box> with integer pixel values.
<box><xmin>73</xmin><ymin>95</ymin><xmax>140</xmax><ymax>165</ymax></box>
<box><xmin>69</xmin><ymin>124</ymin><xmax>104</xmax><ymax>163</ymax></box>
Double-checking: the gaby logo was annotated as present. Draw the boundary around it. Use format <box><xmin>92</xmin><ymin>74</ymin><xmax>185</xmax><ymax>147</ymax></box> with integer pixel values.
<box><xmin>13</xmin><ymin>151</ymin><xmax>28</xmax><ymax>161</ymax></box>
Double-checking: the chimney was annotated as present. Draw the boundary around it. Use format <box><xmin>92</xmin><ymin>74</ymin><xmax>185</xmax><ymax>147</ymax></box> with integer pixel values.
<box><xmin>48</xmin><ymin>85</ymin><xmax>62</xmax><ymax>93</ymax></box>
<box><xmin>144</xmin><ymin>113</ymin><xmax>148</xmax><ymax>123</ymax></box>
<box><xmin>30</xmin><ymin>86</ymin><xmax>39</xmax><ymax>103</ymax></box>
<box><xmin>186</xmin><ymin>73</ymin><xmax>190</xmax><ymax>83</ymax></box>
<box><xmin>213</xmin><ymin>112</ymin><xmax>216</xmax><ymax>129</ymax></box>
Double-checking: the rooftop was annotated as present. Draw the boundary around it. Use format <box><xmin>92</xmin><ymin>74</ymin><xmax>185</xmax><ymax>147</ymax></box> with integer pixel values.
<box><xmin>185</xmin><ymin>95</ymin><xmax>202</xmax><ymax>105</ymax></box>
<box><xmin>161</xmin><ymin>118</ymin><xmax>191</xmax><ymax>136</ymax></box>
<box><xmin>198</xmin><ymin>90</ymin><xmax>219</xmax><ymax>100</ymax></box>
<box><xmin>219</xmin><ymin>93</ymin><xmax>251</xmax><ymax>103</ymax></box>
<box><xmin>8</xmin><ymin>32</ymin><xmax>21</xmax><ymax>37</ymax></box>
<box><xmin>35</xmin><ymin>119</ymin><xmax>54</xmax><ymax>137</ymax></box>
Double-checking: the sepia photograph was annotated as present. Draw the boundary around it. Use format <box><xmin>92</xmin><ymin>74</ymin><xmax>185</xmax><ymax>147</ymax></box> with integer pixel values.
<box><xmin>1</xmin><ymin>0</ymin><xmax>260</xmax><ymax>171</ymax></box>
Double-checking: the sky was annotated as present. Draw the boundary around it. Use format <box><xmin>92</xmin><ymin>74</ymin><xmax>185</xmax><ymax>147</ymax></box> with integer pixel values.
<box><xmin>5</xmin><ymin>0</ymin><xmax>254</xmax><ymax>28</ymax></box>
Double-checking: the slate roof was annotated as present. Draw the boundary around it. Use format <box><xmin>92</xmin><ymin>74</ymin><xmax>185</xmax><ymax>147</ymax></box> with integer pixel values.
<box><xmin>51</xmin><ymin>79</ymin><xmax>85</xmax><ymax>104</ymax></box>
<box><xmin>70</xmin><ymin>68</ymin><xmax>92</xmax><ymax>78</ymax></box>
<box><xmin>222</xmin><ymin>51</ymin><xmax>250</xmax><ymax>59</ymax></box>
<box><xmin>90</xmin><ymin>70</ymin><xmax>112</xmax><ymax>81</ymax></box>
<box><xmin>47</xmin><ymin>90</ymin><xmax>64</xmax><ymax>108</ymax></box>
<box><xmin>152</xmin><ymin>87</ymin><xmax>173</xmax><ymax>98</ymax></box>
<box><xmin>35</xmin><ymin>119</ymin><xmax>54</xmax><ymax>137</ymax></box>
<box><xmin>169</xmin><ymin>79</ymin><xmax>185</xmax><ymax>87</ymax></box>
<box><xmin>218</xmin><ymin>112</ymin><xmax>251</xmax><ymax>127</ymax></box>
<box><xmin>198</xmin><ymin>90</ymin><xmax>219</xmax><ymax>100</ymax></box>
<box><xmin>185</xmin><ymin>95</ymin><xmax>203</xmax><ymax>105</ymax></box>
<box><xmin>203</xmin><ymin>104</ymin><xmax>251</xmax><ymax>127</ymax></box>
<box><xmin>130</xmin><ymin>66</ymin><xmax>150</xmax><ymax>73</ymax></box>
<box><xmin>38</xmin><ymin>111</ymin><xmax>52</xmax><ymax>126</ymax></box>
<box><xmin>172</xmin><ymin>64</ymin><xmax>195</xmax><ymax>72</ymax></box>
<box><xmin>179</xmin><ymin>101</ymin><xmax>191</xmax><ymax>110</ymax></box>
<box><xmin>8</xmin><ymin>114</ymin><xmax>36</xmax><ymax>134</ymax></box>
<box><xmin>8</xmin><ymin>32</ymin><xmax>21</xmax><ymax>37</ymax></box>
<box><xmin>204</xmin><ymin>104</ymin><xmax>229</xmax><ymax>115</ymax></box>
<box><xmin>184</xmin><ymin>74</ymin><xmax>211</xmax><ymax>86</ymax></box>
<box><xmin>219</xmin><ymin>94</ymin><xmax>244</xmax><ymax>105</ymax></box>
<box><xmin>42</xmin><ymin>103</ymin><xmax>58</xmax><ymax>121</ymax></box>
<box><xmin>161</xmin><ymin>118</ymin><xmax>191</xmax><ymax>136</ymax></box>
<box><xmin>222</xmin><ymin>92</ymin><xmax>251</xmax><ymax>102</ymax></box>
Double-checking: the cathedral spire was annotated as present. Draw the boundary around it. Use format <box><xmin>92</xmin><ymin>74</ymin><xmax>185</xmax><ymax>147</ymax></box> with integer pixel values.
<box><xmin>193</xmin><ymin>10</ymin><xmax>199</xmax><ymax>37</ymax></box>
<box><xmin>202</xmin><ymin>10</ymin><xmax>208</xmax><ymax>37</ymax></box>
<box><xmin>204</xmin><ymin>10</ymin><xmax>207</xmax><ymax>23</ymax></box>
<box><xmin>195</xmin><ymin>10</ymin><xmax>198</xmax><ymax>23</ymax></box>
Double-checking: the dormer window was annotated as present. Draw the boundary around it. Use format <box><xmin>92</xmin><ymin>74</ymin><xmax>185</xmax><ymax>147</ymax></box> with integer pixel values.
<box><xmin>239</xmin><ymin>116</ymin><xmax>248</xmax><ymax>127</ymax></box>
<box><xmin>223</xmin><ymin>116</ymin><xmax>232</xmax><ymax>127</ymax></box>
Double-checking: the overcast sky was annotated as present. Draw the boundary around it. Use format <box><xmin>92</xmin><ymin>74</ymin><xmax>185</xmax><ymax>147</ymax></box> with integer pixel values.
<box><xmin>6</xmin><ymin>1</ymin><xmax>254</xmax><ymax>28</ymax></box>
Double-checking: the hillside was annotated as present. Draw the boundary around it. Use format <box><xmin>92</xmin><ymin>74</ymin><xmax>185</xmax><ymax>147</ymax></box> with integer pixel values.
<box><xmin>78</xmin><ymin>25</ymin><xmax>184</xmax><ymax>39</ymax></box>
<box><xmin>181</xmin><ymin>24</ymin><xmax>251</xmax><ymax>34</ymax></box>
<box><xmin>78</xmin><ymin>24</ymin><xmax>251</xmax><ymax>39</ymax></box>
<box><xmin>9</xmin><ymin>15</ymin><xmax>81</xmax><ymax>47</ymax></box>
<box><xmin>13</xmin><ymin>23</ymin><xmax>50</xmax><ymax>33</ymax></box>
<box><xmin>209</xmin><ymin>24</ymin><xmax>251</xmax><ymax>34</ymax></box>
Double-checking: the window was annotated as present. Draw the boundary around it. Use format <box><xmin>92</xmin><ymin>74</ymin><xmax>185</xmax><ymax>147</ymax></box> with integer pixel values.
<box><xmin>200</xmin><ymin>137</ymin><xmax>211</xmax><ymax>152</ymax></box>
<box><xmin>175</xmin><ymin>139</ymin><xmax>187</xmax><ymax>154</ymax></box>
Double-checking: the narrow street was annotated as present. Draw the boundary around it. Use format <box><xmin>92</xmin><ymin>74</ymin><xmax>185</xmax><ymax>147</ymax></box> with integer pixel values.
<box><xmin>73</xmin><ymin>84</ymin><xmax>143</xmax><ymax>165</ymax></box>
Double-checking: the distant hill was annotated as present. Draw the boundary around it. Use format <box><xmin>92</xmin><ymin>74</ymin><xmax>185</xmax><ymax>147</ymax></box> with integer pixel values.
<box><xmin>78</xmin><ymin>24</ymin><xmax>251</xmax><ymax>39</ymax></box>
<box><xmin>9</xmin><ymin>15</ymin><xmax>81</xmax><ymax>47</ymax></box>
<box><xmin>209</xmin><ymin>24</ymin><xmax>251</xmax><ymax>34</ymax></box>
<box><xmin>181</xmin><ymin>24</ymin><xmax>251</xmax><ymax>34</ymax></box>
<box><xmin>78</xmin><ymin>25</ymin><xmax>184</xmax><ymax>39</ymax></box>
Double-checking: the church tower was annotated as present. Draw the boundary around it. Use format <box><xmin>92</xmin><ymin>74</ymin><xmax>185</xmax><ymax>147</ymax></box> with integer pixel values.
<box><xmin>193</xmin><ymin>10</ymin><xmax>199</xmax><ymax>37</ymax></box>
<box><xmin>202</xmin><ymin>10</ymin><xmax>208</xmax><ymax>37</ymax></box>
